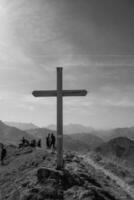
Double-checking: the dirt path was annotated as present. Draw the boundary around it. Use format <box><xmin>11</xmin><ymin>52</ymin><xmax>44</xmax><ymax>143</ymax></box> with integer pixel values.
<box><xmin>80</xmin><ymin>154</ymin><xmax>134</xmax><ymax>200</ymax></box>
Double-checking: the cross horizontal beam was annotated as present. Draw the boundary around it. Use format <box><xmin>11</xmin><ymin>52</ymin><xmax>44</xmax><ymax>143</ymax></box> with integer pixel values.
<box><xmin>32</xmin><ymin>90</ymin><xmax>87</xmax><ymax>97</ymax></box>
<box><xmin>32</xmin><ymin>90</ymin><xmax>57</xmax><ymax>97</ymax></box>
<box><xmin>63</xmin><ymin>90</ymin><xmax>87</xmax><ymax>96</ymax></box>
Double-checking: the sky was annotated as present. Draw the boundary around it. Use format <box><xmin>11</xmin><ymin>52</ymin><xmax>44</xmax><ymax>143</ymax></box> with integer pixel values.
<box><xmin>0</xmin><ymin>0</ymin><xmax>134</xmax><ymax>129</ymax></box>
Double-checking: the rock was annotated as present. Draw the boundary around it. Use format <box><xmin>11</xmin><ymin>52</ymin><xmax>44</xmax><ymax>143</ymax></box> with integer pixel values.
<box><xmin>37</xmin><ymin>167</ymin><xmax>86</xmax><ymax>190</ymax></box>
<box><xmin>21</xmin><ymin>187</ymin><xmax>63</xmax><ymax>200</ymax></box>
<box><xmin>31</xmin><ymin>161</ymin><xmax>39</xmax><ymax>167</ymax></box>
<box><xmin>39</xmin><ymin>187</ymin><xmax>59</xmax><ymax>199</ymax></box>
<box><xmin>42</xmin><ymin>155</ymin><xmax>46</xmax><ymax>160</ymax></box>
<box><xmin>62</xmin><ymin>170</ymin><xmax>84</xmax><ymax>190</ymax></box>
<box><xmin>64</xmin><ymin>152</ymin><xmax>75</xmax><ymax>162</ymax></box>
<box><xmin>37</xmin><ymin>167</ymin><xmax>63</xmax><ymax>183</ymax></box>
<box><xmin>65</xmin><ymin>186</ymin><xmax>92</xmax><ymax>200</ymax></box>
<box><xmin>30</xmin><ymin>188</ymin><xmax>39</xmax><ymax>193</ymax></box>
<box><xmin>10</xmin><ymin>190</ymin><xmax>21</xmax><ymax>200</ymax></box>
<box><xmin>21</xmin><ymin>193</ymin><xmax>38</xmax><ymax>200</ymax></box>
<box><xmin>72</xmin><ymin>156</ymin><xmax>81</xmax><ymax>163</ymax></box>
<box><xmin>22</xmin><ymin>181</ymin><xmax>30</xmax><ymax>188</ymax></box>
<box><xmin>79</xmin><ymin>189</ymin><xmax>95</xmax><ymax>200</ymax></box>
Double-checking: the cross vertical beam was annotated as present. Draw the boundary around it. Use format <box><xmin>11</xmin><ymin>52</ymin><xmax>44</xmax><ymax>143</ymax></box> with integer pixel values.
<box><xmin>57</xmin><ymin>67</ymin><xmax>63</xmax><ymax>169</ymax></box>
<box><xmin>32</xmin><ymin>67</ymin><xmax>88</xmax><ymax>171</ymax></box>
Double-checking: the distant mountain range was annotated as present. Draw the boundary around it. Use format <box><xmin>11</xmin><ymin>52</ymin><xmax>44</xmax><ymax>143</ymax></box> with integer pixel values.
<box><xmin>0</xmin><ymin>121</ymin><xmax>35</xmax><ymax>145</ymax></box>
<box><xmin>5</xmin><ymin>121</ymin><xmax>39</xmax><ymax>131</ymax></box>
<box><xmin>4</xmin><ymin>122</ymin><xmax>94</xmax><ymax>134</ymax></box>
<box><xmin>47</xmin><ymin>123</ymin><xmax>94</xmax><ymax>134</ymax></box>
<box><xmin>1</xmin><ymin>120</ymin><xmax>134</xmax><ymax>154</ymax></box>
<box><xmin>47</xmin><ymin>124</ymin><xmax>134</xmax><ymax>142</ymax></box>
<box><xmin>0</xmin><ymin>121</ymin><xmax>102</xmax><ymax>151</ymax></box>
<box><xmin>100</xmin><ymin>127</ymin><xmax>134</xmax><ymax>141</ymax></box>
<box><xmin>69</xmin><ymin>133</ymin><xmax>103</xmax><ymax>150</ymax></box>
<box><xmin>26</xmin><ymin>127</ymin><xmax>103</xmax><ymax>151</ymax></box>
<box><xmin>95</xmin><ymin>137</ymin><xmax>134</xmax><ymax>167</ymax></box>
<box><xmin>4</xmin><ymin>122</ymin><xmax>134</xmax><ymax>142</ymax></box>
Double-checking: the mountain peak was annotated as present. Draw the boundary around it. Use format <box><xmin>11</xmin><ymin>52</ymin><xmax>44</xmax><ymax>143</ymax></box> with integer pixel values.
<box><xmin>4</xmin><ymin>121</ymin><xmax>39</xmax><ymax>131</ymax></box>
<box><xmin>96</xmin><ymin>136</ymin><xmax>134</xmax><ymax>167</ymax></box>
<box><xmin>47</xmin><ymin>123</ymin><xmax>94</xmax><ymax>134</ymax></box>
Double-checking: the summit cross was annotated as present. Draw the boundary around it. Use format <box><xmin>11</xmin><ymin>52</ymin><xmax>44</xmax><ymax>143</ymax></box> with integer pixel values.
<box><xmin>32</xmin><ymin>67</ymin><xmax>87</xmax><ymax>170</ymax></box>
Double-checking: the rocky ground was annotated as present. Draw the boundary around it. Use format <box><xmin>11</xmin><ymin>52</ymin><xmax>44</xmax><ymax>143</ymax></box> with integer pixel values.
<box><xmin>0</xmin><ymin>147</ymin><xmax>134</xmax><ymax>200</ymax></box>
<box><xmin>89</xmin><ymin>152</ymin><xmax>134</xmax><ymax>189</ymax></box>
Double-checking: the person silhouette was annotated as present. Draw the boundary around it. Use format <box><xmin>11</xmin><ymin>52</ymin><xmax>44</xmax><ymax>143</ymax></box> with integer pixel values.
<box><xmin>51</xmin><ymin>133</ymin><xmax>56</xmax><ymax>150</ymax></box>
<box><xmin>30</xmin><ymin>139</ymin><xmax>36</xmax><ymax>148</ymax></box>
<box><xmin>21</xmin><ymin>137</ymin><xmax>26</xmax><ymax>147</ymax></box>
<box><xmin>37</xmin><ymin>139</ymin><xmax>41</xmax><ymax>147</ymax></box>
<box><xmin>1</xmin><ymin>144</ymin><xmax>7</xmax><ymax>165</ymax></box>
<box><xmin>46</xmin><ymin>133</ymin><xmax>51</xmax><ymax>149</ymax></box>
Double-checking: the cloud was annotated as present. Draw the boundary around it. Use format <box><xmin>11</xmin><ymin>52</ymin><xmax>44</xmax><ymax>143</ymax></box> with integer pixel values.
<box><xmin>0</xmin><ymin>0</ymin><xmax>134</xmax><ymax>128</ymax></box>
<box><xmin>103</xmin><ymin>98</ymin><xmax>134</xmax><ymax>108</ymax></box>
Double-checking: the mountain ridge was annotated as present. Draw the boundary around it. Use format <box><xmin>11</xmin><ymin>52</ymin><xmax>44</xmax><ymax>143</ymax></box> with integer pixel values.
<box><xmin>0</xmin><ymin>120</ymin><xmax>36</xmax><ymax>145</ymax></box>
<box><xmin>4</xmin><ymin>121</ymin><xmax>39</xmax><ymax>130</ymax></box>
<box><xmin>47</xmin><ymin>123</ymin><xmax>94</xmax><ymax>134</ymax></box>
<box><xmin>95</xmin><ymin>136</ymin><xmax>134</xmax><ymax>167</ymax></box>
<box><xmin>26</xmin><ymin>127</ymin><xmax>103</xmax><ymax>151</ymax></box>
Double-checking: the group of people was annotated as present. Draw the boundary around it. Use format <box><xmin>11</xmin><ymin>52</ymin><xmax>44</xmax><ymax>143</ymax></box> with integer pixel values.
<box><xmin>0</xmin><ymin>134</ymin><xmax>56</xmax><ymax>165</ymax></box>
<box><xmin>46</xmin><ymin>133</ymin><xmax>56</xmax><ymax>150</ymax></box>
<box><xmin>0</xmin><ymin>137</ymin><xmax>42</xmax><ymax>165</ymax></box>
<box><xmin>19</xmin><ymin>137</ymin><xmax>42</xmax><ymax>148</ymax></box>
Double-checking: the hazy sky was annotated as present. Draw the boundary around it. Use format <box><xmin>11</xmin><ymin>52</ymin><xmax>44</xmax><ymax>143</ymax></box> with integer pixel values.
<box><xmin>0</xmin><ymin>0</ymin><xmax>134</xmax><ymax>129</ymax></box>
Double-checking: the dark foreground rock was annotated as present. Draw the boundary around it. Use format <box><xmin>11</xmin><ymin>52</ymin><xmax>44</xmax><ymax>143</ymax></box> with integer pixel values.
<box><xmin>37</xmin><ymin>167</ymin><xmax>63</xmax><ymax>183</ymax></box>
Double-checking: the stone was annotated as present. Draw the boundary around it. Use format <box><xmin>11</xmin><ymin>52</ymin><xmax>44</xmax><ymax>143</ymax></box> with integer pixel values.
<box><xmin>39</xmin><ymin>187</ymin><xmax>58</xmax><ymax>199</ymax></box>
<box><xmin>10</xmin><ymin>190</ymin><xmax>21</xmax><ymax>200</ymax></box>
<box><xmin>79</xmin><ymin>190</ymin><xmax>94</xmax><ymax>200</ymax></box>
<box><xmin>37</xmin><ymin>167</ymin><xmax>63</xmax><ymax>183</ymax></box>
<box><xmin>21</xmin><ymin>187</ymin><xmax>62</xmax><ymax>200</ymax></box>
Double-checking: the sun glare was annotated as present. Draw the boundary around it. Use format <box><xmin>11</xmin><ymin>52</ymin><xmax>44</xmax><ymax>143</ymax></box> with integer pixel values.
<box><xmin>0</xmin><ymin>4</ymin><xmax>6</xmax><ymax>15</ymax></box>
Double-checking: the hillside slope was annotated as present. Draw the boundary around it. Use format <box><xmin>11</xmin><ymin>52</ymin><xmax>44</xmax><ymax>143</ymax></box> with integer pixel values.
<box><xmin>70</xmin><ymin>133</ymin><xmax>103</xmax><ymax>150</ymax></box>
<box><xmin>63</xmin><ymin>135</ymin><xmax>90</xmax><ymax>152</ymax></box>
<box><xmin>5</xmin><ymin>121</ymin><xmax>39</xmax><ymax>131</ymax></box>
<box><xmin>95</xmin><ymin>137</ymin><xmax>134</xmax><ymax>167</ymax></box>
<box><xmin>0</xmin><ymin>148</ymin><xmax>133</xmax><ymax>200</ymax></box>
<box><xmin>97</xmin><ymin>127</ymin><xmax>134</xmax><ymax>142</ymax></box>
<box><xmin>0</xmin><ymin>121</ymin><xmax>35</xmax><ymax>145</ymax></box>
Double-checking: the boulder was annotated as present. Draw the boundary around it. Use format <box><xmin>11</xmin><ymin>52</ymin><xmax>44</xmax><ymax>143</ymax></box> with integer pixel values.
<box><xmin>37</xmin><ymin>167</ymin><xmax>63</xmax><ymax>183</ymax></box>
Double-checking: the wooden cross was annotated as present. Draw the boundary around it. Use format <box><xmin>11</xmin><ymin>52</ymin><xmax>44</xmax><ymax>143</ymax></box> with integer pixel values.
<box><xmin>32</xmin><ymin>67</ymin><xmax>87</xmax><ymax>170</ymax></box>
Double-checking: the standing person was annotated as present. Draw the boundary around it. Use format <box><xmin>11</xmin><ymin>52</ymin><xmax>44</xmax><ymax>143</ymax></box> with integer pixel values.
<box><xmin>37</xmin><ymin>139</ymin><xmax>41</xmax><ymax>148</ymax></box>
<box><xmin>31</xmin><ymin>139</ymin><xmax>36</xmax><ymax>148</ymax></box>
<box><xmin>1</xmin><ymin>144</ymin><xmax>7</xmax><ymax>165</ymax></box>
<box><xmin>46</xmin><ymin>133</ymin><xmax>51</xmax><ymax>149</ymax></box>
<box><xmin>21</xmin><ymin>137</ymin><xmax>26</xmax><ymax>147</ymax></box>
<box><xmin>51</xmin><ymin>133</ymin><xmax>56</xmax><ymax>150</ymax></box>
